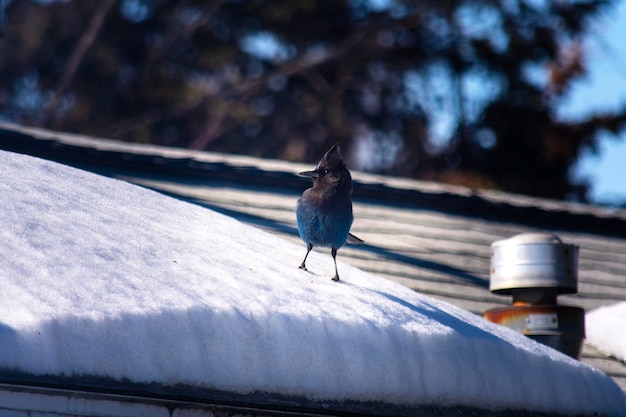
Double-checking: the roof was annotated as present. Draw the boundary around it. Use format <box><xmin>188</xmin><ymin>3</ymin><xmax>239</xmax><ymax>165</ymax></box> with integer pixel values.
<box><xmin>1</xmin><ymin>122</ymin><xmax>625</xmax><ymax>393</ymax></box>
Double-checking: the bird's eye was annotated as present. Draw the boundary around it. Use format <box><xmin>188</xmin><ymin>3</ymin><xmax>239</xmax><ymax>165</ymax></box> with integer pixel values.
<box><xmin>323</xmin><ymin>169</ymin><xmax>330</xmax><ymax>175</ymax></box>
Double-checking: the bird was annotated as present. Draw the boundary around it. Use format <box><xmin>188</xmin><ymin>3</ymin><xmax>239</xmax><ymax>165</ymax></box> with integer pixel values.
<box><xmin>296</xmin><ymin>144</ymin><xmax>361</xmax><ymax>282</ymax></box>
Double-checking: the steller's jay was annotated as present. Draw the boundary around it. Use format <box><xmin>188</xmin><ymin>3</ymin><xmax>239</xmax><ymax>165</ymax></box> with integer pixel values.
<box><xmin>296</xmin><ymin>144</ymin><xmax>361</xmax><ymax>282</ymax></box>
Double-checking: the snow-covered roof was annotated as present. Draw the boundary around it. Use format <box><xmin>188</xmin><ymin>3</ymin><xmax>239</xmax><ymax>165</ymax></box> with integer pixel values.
<box><xmin>1</xmin><ymin>147</ymin><xmax>625</xmax><ymax>415</ymax></box>
<box><xmin>1</xmin><ymin>124</ymin><xmax>626</xmax><ymax>414</ymax></box>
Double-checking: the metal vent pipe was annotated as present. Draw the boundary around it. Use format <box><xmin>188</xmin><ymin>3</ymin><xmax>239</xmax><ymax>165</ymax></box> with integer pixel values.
<box><xmin>484</xmin><ymin>233</ymin><xmax>585</xmax><ymax>359</ymax></box>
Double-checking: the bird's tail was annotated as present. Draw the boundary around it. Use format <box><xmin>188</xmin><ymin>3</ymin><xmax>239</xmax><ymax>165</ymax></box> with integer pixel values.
<box><xmin>346</xmin><ymin>233</ymin><xmax>364</xmax><ymax>244</ymax></box>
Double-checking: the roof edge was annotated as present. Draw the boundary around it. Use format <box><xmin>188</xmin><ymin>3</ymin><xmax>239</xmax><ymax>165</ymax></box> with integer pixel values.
<box><xmin>0</xmin><ymin>371</ymin><xmax>580</xmax><ymax>417</ymax></box>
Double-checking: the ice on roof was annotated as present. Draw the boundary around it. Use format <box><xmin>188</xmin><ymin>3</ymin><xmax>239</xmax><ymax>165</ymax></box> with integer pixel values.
<box><xmin>0</xmin><ymin>150</ymin><xmax>624</xmax><ymax>415</ymax></box>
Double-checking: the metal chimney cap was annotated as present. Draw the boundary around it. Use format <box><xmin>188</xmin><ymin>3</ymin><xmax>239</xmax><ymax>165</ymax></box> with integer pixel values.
<box><xmin>490</xmin><ymin>233</ymin><xmax>579</xmax><ymax>295</ymax></box>
<box><xmin>493</xmin><ymin>233</ymin><xmax>563</xmax><ymax>246</ymax></box>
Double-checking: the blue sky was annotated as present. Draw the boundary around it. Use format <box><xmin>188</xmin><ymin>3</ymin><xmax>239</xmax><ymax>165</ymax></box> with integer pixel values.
<box><xmin>569</xmin><ymin>1</ymin><xmax>626</xmax><ymax>204</ymax></box>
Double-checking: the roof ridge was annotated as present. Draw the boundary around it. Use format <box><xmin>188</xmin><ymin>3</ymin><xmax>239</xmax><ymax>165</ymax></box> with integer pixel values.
<box><xmin>2</xmin><ymin>123</ymin><xmax>625</xmax><ymax>236</ymax></box>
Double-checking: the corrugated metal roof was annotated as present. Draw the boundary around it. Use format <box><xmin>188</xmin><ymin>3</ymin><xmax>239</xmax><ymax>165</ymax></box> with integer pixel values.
<box><xmin>1</xmin><ymin>123</ymin><xmax>625</xmax><ymax>392</ymax></box>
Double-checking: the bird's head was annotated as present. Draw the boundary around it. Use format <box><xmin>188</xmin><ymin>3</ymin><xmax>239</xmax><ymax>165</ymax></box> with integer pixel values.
<box><xmin>298</xmin><ymin>144</ymin><xmax>352</xmax><ymax>189</ymax></box>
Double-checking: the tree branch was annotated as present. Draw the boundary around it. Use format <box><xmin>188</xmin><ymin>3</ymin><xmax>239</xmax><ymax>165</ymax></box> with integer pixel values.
<box><xmin>188</xmin><ymin>21</ymin><xmax>377</xmax><ymax>150</ymax></box>
<box><xmin>43</xmin><ymin>0</ymin><xmax>117</xmax><ymax>128</ymax></box>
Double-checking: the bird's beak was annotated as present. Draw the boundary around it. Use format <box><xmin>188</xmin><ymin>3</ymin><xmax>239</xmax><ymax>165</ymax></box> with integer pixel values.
<box><xmin>298</xmin><ymin>170</ymin><xmax>319</xmax><ymax>178</ymax></box>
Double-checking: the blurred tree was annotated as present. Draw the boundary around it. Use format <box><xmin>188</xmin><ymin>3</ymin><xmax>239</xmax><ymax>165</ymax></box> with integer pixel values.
<box><xmin>1</xmin><ymin>0</ymin><xmax>625</xmax><ymax>201</ymax></box>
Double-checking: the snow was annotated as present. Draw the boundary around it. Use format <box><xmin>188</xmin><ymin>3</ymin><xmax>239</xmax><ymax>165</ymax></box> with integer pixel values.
<box><xmin>587</xmin><ymin>302</ymin><xmax>626</xmax><ymax>363</ymax></box>
<box><xmin>0</xmin><ymin>150</ymin><xmax>624</xmax><ymax>416</ymax></box>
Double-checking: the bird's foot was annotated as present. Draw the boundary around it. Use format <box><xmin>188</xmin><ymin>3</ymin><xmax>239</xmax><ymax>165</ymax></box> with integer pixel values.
<box><xmin>331</xmin><ymin>275</ymin><xmax>340</xmax><ymax>282</ymax></box>
<box><xmin>299</xmin><ymin>263</ymin><xmax>308</xmax><ymax>271</ymax></box>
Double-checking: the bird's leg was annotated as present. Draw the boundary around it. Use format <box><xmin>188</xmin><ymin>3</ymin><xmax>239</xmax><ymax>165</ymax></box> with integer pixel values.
<box><xmin>331</xmin><ymin>247</ymin><xmax>340</xmax><ymax>282</ymax></box>
<box><xmin>299</xmin><ymin>243</ymin><xmax>313</xmax><ymax>271</ymax></box>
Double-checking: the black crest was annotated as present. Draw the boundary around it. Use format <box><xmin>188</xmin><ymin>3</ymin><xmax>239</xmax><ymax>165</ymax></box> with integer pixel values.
<box><xmin>316</xmin><ymin>144</ymin><xmax>345</xmax><ymax>172</ymax></box>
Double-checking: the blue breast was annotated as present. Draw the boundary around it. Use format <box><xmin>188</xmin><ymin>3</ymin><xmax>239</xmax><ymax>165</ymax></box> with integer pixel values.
<box><xmin>296</xmin><ymin>199</ymin><xmax>353</xmax><ymax>249</ymax></box>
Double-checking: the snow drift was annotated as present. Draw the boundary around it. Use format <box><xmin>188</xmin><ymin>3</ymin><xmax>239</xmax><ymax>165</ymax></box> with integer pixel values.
<box><xmin>587</xmin><ymin>302</ymin><xmax>626</xmax><ymax>363</ymax></box>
